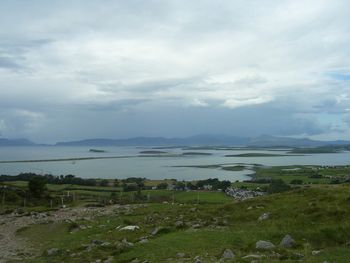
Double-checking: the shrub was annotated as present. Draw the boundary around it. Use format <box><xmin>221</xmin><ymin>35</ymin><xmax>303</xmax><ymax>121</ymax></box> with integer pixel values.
<box><xmin>267</xmin><ymin>179</ymin><xmax>291</xmax><ymax>194</ymax></box>
<box><xmin>28</xmin><ymin>176</ymin><xmax>47</xmax><ymax>197</ymax></box>
<box><xmin>290</xmin><ymin>179</ymin><xmax>303</xmax><ymax>185</ymax></box>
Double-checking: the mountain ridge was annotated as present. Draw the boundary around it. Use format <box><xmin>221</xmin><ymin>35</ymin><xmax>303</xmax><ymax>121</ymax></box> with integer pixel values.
<box><xmin>1</xmin><ymin>135</ymin><xmax>350</xmax><ymax>147</ymax></box>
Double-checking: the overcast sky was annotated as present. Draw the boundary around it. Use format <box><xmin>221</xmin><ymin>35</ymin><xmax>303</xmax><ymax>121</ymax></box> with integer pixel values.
<box><xmin>0</xmin><ymin>0</ymin><xmax>350</xmax><ymax>143</ymax></box>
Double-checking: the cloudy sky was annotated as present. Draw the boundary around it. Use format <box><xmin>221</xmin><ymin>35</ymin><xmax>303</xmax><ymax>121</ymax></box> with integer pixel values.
<box><xmin>0</xmin><ymin>0</ymin><xmax>350</xmax><ymax>143</ymax></box>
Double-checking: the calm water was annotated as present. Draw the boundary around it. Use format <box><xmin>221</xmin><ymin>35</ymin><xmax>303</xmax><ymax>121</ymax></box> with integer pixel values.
<box><xmin>0</xmin><ymin>146</ymin><xmax>349</xmax><ymax>182</ymax></box>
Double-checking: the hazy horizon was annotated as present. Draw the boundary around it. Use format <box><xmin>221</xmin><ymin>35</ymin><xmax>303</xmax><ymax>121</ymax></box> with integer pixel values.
<box><xmin>1</xmin><ymin>1</ymin><xmax>350</xmax><ymax>143</ymax></box>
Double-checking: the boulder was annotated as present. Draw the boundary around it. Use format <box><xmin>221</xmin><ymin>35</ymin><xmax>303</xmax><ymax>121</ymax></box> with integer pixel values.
<box><xmin>279</xmin><ymin>234</ymin><xmax>295</xmax><ymax>248</ymax></box>
<box><xmin>47</xmin><ymin>248</ymin><xmax>60</xmax><ymax>256</ymax></box>
<box><xmin>119</xmin><ymin>225</ymin><xmax>139</xmax><ymax>231</ymax></box>
<box><xmin>256</xmin><ymin>240</ymin><xmax>275</xmax><ymax>250</ymax></box>
<box><xmin>151</xmin><ymin>227</ymin><xmax>159</xmax><ymax>236</ymax></box>
<box><xmin>221</xmin><ymin>249</ymin><xmax>235</xmax><ymax>261</ymax></box>
<box><xmin>258</xmin><ymin>213</ymin><xmax>269</xmax><ymax>221</ymax></box>
<box><xmin>139</xmin><ymin>238</ymin><xmax>149</xmax><ymax>244</ymax></box>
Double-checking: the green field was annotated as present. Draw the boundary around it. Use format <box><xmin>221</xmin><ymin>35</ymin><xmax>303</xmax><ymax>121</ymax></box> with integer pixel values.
<box><xmin>12</xmin><ymin>185</ymin><xmax>350</xmax><ymax>263</ymax></box>
<box><xmin>2</xmin><ymin>165</ymin><xmax>350</xmax><ymax>262</ymax></box>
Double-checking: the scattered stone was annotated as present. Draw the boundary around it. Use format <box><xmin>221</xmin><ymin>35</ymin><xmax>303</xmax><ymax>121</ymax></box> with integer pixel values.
<box><xmin>258</xmin><ymin>213</ymin><xmax>269</xmax><ymax>221</ymax></box>
<box><xmin>221</xmin><ymin>248</ymin><xmax>235</xmax><ymax>261</ymax></box>
<box><xmin>225</xmin><ymin>187</ymin><xmax>265</xmax><ymax>201</ymax></box>
<box><xmin>92</xmin><ymin>239</ymin><xmax>104</xmax><ymax>245</ymax></box>
<box><xmin>312</xmin><ymin>250</ymin><xmax>321</xmax><ymax>256</ymax></box>
<box><xmin>47</xmin><ymin>248</ymin><xmax>60</xmax><ymax>256</ymax></box>
<box><xmin>101</xmin><ymin>242</ymin><xmax>111</xmax><ymax>247</ymax></box>
<box><xmin>176</xmin><ymin>252</ymin><xmax>186</xmax><ymax>258</ymax></box>
<box><xmin>151</xmin><ymin>227</ymin><xmax>159</xmax><ymax>236</ymax></box>
<box><xmin>256</xmin><ymin>240</ymin><xmax>275</xmax><ymax>250</ymax></box>
<box><xmin>175</xmin><ymin>221</ymin><xmax>184</xmax><ymax>228</ymax></box>
<box><xmin>119</xmin><ymin>225</ymin><xmax>140</xmax><ymax>231</ymax></box>
<box><xmin>192</xmin><ymin>223</ymin><xmax>201</xmax><ymax>229</ymax></box>
<box><xmin>194</xmin><ymin>255</ymin><xmax>202</xmax><ymax>263</ymax></box>
<box><xmin>103</xmin><ymin>256</ymin><xmax>114</xmax><ymax>263</ymax></box>
<box><xmin>116</xmin><ymin>239</ymin><xmax>134</xmax><ymax>251</ymax></box>
<box><xmin>279</xmin><ymin>234</ymin><xmax>295</xmax><ymax>248</ymax></box>
<box><xmin>241</xmin><ymin>254</ymin><xmax>263</xmax><ymax>260</ymax></box>
<box><xmin>139</xmin><ymin>238</ymin><xmax>149</xmax><ymax>244</ymax></box>
<box><xmin>190</xmin><ymin>207</ymin><xmax>198</xmax><ymax>212</ymax></box>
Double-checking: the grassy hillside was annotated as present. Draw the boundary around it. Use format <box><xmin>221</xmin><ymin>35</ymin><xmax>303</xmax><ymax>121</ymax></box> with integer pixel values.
<box><xmin>9</xmin><ymin>185</ymin><xmax>350</xmax><ymax>263</ymax></box>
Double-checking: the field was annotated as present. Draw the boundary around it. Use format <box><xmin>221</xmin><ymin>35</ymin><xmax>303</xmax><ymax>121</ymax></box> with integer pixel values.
<box><xmin>2</xmin><ymin>165</ymin><xmax>350</xmax><ymax>262</ymax></box>
<box><xmin>6</xmin><ymin>185</ymin><xmax>350</xmax><ymax>263</ymax></box>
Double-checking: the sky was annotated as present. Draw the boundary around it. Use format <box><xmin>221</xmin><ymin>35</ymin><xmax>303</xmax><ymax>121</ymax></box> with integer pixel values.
<box><xmin>0</xmin><ymin>0</ymin><xmax>350</xmax><ymax>143</ymax></box>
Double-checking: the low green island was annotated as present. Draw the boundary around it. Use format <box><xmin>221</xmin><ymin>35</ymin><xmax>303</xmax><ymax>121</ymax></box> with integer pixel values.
<box><xmin>89</xmin><ymin>149</ymin><xmax>106</xmax><ymax>153</ymax></box>
<box><xmin>139</xmin><ymin>150</ymin><xmax>168</xmax><ymax>154</ymax></box>
<box><xmin>225</xmin><ymin>153</ymin><xmax>290</xmax><ymax>157</ymax></box>
<box><xmin>181</xmin><ymin>152</ymin><xmax>212</xmax><ymax>156</ymax></box>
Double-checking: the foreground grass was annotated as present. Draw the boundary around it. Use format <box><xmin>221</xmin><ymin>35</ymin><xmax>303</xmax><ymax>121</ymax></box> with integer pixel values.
<box><xmin>14</xmin><ymin>185</ymin><xmax>350</xmax><ymax>262</ymax></box>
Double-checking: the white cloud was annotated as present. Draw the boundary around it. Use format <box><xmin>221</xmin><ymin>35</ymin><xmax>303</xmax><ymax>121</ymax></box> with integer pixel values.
<box><xmin>0</xmin><ymin>0</ymin><xmax>350</xmax><ymax>140</ymax></box>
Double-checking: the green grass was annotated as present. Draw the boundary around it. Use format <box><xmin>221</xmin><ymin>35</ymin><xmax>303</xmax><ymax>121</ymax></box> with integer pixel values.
<box><xmin>251</xmin><ymin>165</ymin><xmax>350</xmax><ymax>184</ymax></box>
<box><xmin>16</xmin><ymin>185</ymin><xmax>350</xmax><ymax>262</ymax></box>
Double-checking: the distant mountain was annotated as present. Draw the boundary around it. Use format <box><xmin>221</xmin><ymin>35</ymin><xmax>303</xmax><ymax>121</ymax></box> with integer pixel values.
<box><xmin>55</xmin><ymin>135</ymin><xmax>250</xmax><ymax>147</ymax></box>
<box><xmin>0</xmin><ymin>138</ymin><xmax>37</xmax><ymax>146</ymax></box>
<box><xmin>247</xmin><ymin>135</ymin><xmax>350</xmax><ymax>147</ymax></box>
<box><xmin>2</xmin><ymin>135</ymin><xmax>350</xmax><ymax>147</ymax></box>
<box><xmin>55</xmin><ymin>134</ymin><xmax>350</xmax><ymax>147</ymax></box>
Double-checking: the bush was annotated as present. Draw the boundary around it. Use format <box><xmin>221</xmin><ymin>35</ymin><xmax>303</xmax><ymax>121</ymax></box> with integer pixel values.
<box><xmin>290</xmin><ymin>179</ymin><xmax>303</xmax><ymax>185</ymax></box>
<box><xmin>122</xmin><ymin>183</ymin><xmax>139</xmax><ymax>192</ymax></box>
<box><xmin>28</xmin><ymin>176</ymin><xmax>47</xmax><ymax>197</ymax></box>
<box><xmin>267</xmin><ymin>179</ymin><xmax>291</xmax><ymax>194</ymax></box>
<box><xmin>99</xmin><ymin>180</ymin><xmax>109</xmax><ymax>187</ymax></box>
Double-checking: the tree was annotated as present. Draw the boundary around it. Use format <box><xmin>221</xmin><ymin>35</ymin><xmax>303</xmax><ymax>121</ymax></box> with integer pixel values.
<box><xmin>157</xmin><ymin>182</ymin><xmax>168</xmax><ymax>189</ymax></box>
<box><xmin>28</xmin><ymin>176</ymin><xmax>47</xmax><ymax>197</ymax></box>
<box><xmin>99</xmin><ymin>179</ymin><xmax>109</xmax><ymax>187</ymax></box>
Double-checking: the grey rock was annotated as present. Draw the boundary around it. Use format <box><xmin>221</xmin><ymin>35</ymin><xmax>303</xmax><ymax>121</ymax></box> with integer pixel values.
<box><xmin>101</xmin><ymin>242</ymin><xmax>111</xmax><ymax>247</ymax></box>
<box><xmin>103</xmin><ymin>257</ymin><xmax>114</xmax><ymax>263</ymax></box>
<box><xmin>176</xmin><ymin>252</ymin><xmax>186</xmax><ymax>258</ymax></box>
<box><xmin>221</xmin><ymin>248</ymin><xmax>235</xmax><ymax>261</ymax></box>
<box><xmin>241</xmin><ymin>254</ymin><xmax>263</xmax><ymax>260</ymax></box>
<box><xmin>192</xmin><ymin>224</ymin><xmax>201</xmax><ymax>229</ymax></box>
<box><xmin>312</xmin><ymin>250</ymin><xmax>321</xmax><ymax>256</ymax></box>
<box><xmin>258</xmin><ymin>213</ymin><xmax>269</xmax><ymax>221</ymax></box>
<box><xmin>92</xmin><ymin>239</ymin><xmax>104</xmax><ymax>245</ymax></box>
<box><xmin>194</xmin><ymin>255</ymin><xmax>202</xmax><ymax>262</ymax></box>
<box><xmin>175</xmin><ymin>221</ymin><xmax>184</xmax><ymax>228</ymax></box>
<box><xmin>151</xmin><ymin>227</ymin><xmax>159</xmax><ymax>236</ymax></box>
<box><xmin>47</xmin><ymin>248</ymin><xmax>60</xmax><ymax>256</ymax></box>
<box><xmin>280</xmin><ymin>234</ymin><xmax>295</xmax><ymax>248</ymax></box>
<box><xmin>139</xmin><ymin>238</ymin><xmax>149</xmax><ymax>244</ymax></box>
<box><xmin>255</xmin><ymin>240</ymin><xmax>275</xmax><ymax>250</ymax></box>
<box><xmin>130</xmin><ymin>259</ymin><xmax>140</xmax><ymax>263</ymax></box>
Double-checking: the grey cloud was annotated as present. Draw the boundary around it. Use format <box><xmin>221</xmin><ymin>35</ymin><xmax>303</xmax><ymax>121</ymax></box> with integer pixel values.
<box><xmin>0</xmin><ymin>56</ymin><xmax>21</xmax><ymax>69</ymax></box>
<box><xmin>0</xmin><ymin>0</ymin><xmax>350</xmax><ymax>141</ymax></box>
